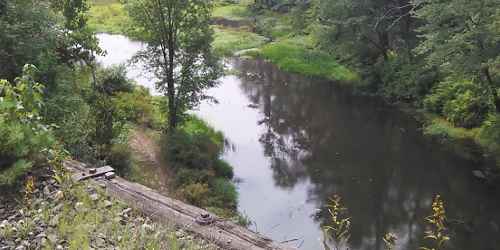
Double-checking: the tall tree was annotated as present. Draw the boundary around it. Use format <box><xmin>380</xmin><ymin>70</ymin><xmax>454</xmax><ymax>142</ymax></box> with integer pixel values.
<box><xmin>414</xmin><ymin>0</ymin><xmax>500</xmax><ymax>95</ymax></box>
<box><xmin>126</xmin><ymin>0</ymin><xmax>222</xmax><ymax>130</ymax></box>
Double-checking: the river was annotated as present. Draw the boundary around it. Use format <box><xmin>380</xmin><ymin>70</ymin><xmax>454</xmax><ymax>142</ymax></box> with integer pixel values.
<box><xmin>97</xmin><ymin>34</ymin><xmax>500</xmax><ymax>250</ymax></box>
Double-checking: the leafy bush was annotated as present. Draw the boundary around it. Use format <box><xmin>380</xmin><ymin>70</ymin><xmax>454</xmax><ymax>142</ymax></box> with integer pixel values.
<box><xmin>0</xmin><ymin>65</ymin><xmax>54</xmax><ymax>185</ymax></box>
<box><xmin>214</xmin><ymin>159</ymin><xmax>234</xmax><ymax>179</ymax></box>
<box><xmin>173</xmin><ymin>168</ymin><xmax>213</xmax><ymax>188</ymax></box>
<box><xmin>178</xmin><ymin>183</ymin><xmax>210</xmax><ymax>207</ymax></box>
<box><xmin>424</xmin><ymin>78</ymin><xmax>494</xmax><ymax>128</ymax></box>
<box><xmin>209</xmin><ymin>178</ymin><xmax>238</xmax><ymax>209</ymax></box>
<box><xmin>479</xmin><ymin>114</ymin><xmax>500</xmax><ymax>150</ymax></box>
<box><xmin>107</xmin><ymin>143</ymin><xmax>133</xmax><ymax>174</ymax></box>
<box><xmin>378</xmin><ymin>54</ymin><xmax>437</xmax><ymax>103</ymax></box>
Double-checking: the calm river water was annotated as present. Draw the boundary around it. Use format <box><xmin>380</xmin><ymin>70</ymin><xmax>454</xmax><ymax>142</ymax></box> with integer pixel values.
<box><xmin>97</xmin><ymin>34</ymin><xmax>500</xmax><ymax>250</ymax></box>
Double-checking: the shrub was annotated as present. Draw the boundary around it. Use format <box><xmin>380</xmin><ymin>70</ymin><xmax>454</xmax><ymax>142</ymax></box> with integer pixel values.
<box><xmin>173</xmin><ymin>168</ymin><xmax>213</xmax><ymax>188</ymax></box>
<box><xmin>479</xmin><ymin>114</ymin><xmax>500</xmax><ymax>150</ymax></box>
<box><xmin>424</xmin><ymin>78</ymin><xmax>494</xmax><ymax>128</ymax></box>
<box><xmin>107</xmin><ymin>143</ymin><xmax>133</xmax><ymax>175</ymax></box>
<box><xmin>0</xmin><ymin>65</ymin><xmax>54</xmax><ymax>185</ymax></box>
<box><xmin>214</xmin><ymin>159</ymin><xmax>234</xmax><ymax>179</ymax></box>
<box><xmin>178</xmin><ymin>183</ymin><xmax>210</xmax><ymax>207</ymax></box>
<box><xmin>209</xmin><ymin>178</ymin><xmax>238</xmax><ymax>209</ymax></box>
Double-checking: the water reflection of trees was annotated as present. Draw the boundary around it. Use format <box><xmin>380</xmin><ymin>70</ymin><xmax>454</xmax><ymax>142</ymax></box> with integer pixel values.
<box><xmin>234</xmin><ymin>59</ymin><xmax>500</xmax><ymax>250</ymax></box>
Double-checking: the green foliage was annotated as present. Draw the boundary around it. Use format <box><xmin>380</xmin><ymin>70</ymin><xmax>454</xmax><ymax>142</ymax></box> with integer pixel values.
<box><xmin>424</xmin><ymin>78</ymin><xmax>494</xmax><ymax>128</ymax></box>
<box><xmin>414</xmin><ymin>0</ymin><xmax>500</xmax><ymax>87</ymax></box>
<box><xmin>479</xmin><ymin>114</ymin><xmax>500</xmax><ymax>151</ymax></box>
<box><xmin>257</xmin><ymin>39</ymin><xmax>358</xmax><ymax>82</ymax></box>
<box><xmin>0</xmin><ymin>160</ymin><xmax>33</xmax><ymax>186</ymax></box>
<box><xmin>0</xmin><ymin>65</ymin><xmax>54</xmax><ymax>185</ymax></box>
<box><xmin>378</xmin><ymin>54</ymin><xmax>438</xmax><ymax>102</ymax></box>
<box><xmin>209</xmin><ymin>178</ymin><xmax>238</xmax><ymax>209</ymax></box>
<box><xmin>214</xmin><ymin>159</ymin><xmax>234</xmax><ymax>179</ymax></box>
<box><xmin>178</xmin><ymin>182</ymin><xmax>210</xmax><ymax>207</ymax></box>
<box><xmin>107</xmin><ymin>143</ymin><xmax>133</xmax><ymax>174</ymax></box>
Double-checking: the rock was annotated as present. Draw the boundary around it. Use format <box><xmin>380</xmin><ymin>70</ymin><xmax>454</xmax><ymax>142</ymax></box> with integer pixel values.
<box><xmin>121</xmin><ymin>208</ymin><xmax>132</xmax><ymax>216</ymax></box>
<box><xmin>175</xmin><ymin>230</ymin><xmax>185</xmax><ymax>238</ymax></box>
<box><xmin>94</xmin><ymin>237</ymin><xmax>106</xmax><ymax>248</ymax></box>
<box><xmin>142</xmin><ymin>224</ymin><xmax>154</xmax><ymax>233</ymax></box>
<box><xmin>55</xmin><ymin>245</ymin><xmax>64</xmax><ymax>250</ymax></box>
<box><xmin>8</xmin><ymin>214</ymin><xmax>18</xmax><ymax>221</ymax></box>
<box><xmin>54</xmin><ymin>191</ymin><xmax>64</xmax><ymax>201</ymax></box>
<box><xmin>53</xmin><ymin>204</ymin><xmax>64</xmax><ymax>213</ymax></box>
<box><xmin>89</xmin><ymin>193</ymin><xmax>99</xmax><ymax>202</ymax></box>
<box><xmin>15</xmin><ymin>246</ymin><xmax>26</xmax><ymax>250</ymax></box>
<box><xmin>75</xmin><ymin>202</ymin><xmax>85</xmax><ymax>212</ymax></box>
<box><xmin>103</xmin><ymin>200</ymin><xmax>113</xmax><ymax>208</ymax></box>
<box><xmin>49</xmin><ymin>214</ymin><xmax>60</xmax><ymax>227</ymax></box>
<box><xmin>473</xmin><ymin>170</ymin><xmax>487</xmax><ymax>179</ymax></box>
<box><xmin>43</xmin><ymin>186</ymin><xmax>51</xmax><ymax>196</ymax></box>
<box><xmin>35</xmin><ymin>232</ymin><xmax>47</xmax><ymax>239</ymax></box>
<box><xmin>47</xmin><ymin>233</ymin><xmax>58</xmax><ymax>244</ymax></box>
<box><xmin>0</xmin><ymin>220</ymin><xmax>9</xmax><ymax>229</ymax></box>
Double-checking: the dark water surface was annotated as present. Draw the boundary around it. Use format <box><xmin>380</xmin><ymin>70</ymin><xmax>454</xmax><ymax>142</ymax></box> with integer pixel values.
<box><xmin>97</xmin><ymin>34</ymin><xmax>500</xmax><ymax>250</ymax></box>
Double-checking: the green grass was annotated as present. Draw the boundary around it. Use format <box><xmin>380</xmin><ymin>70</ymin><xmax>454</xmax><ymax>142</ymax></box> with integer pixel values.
<box><xmin>88</xmin><ymin>0</ymin><xmax>130</xmax><ymax>34</ymax></box>
<box><xmin>213</xmin><ymin>26</ymin><xmax>268</xmax><ymax>56</ymax></box>
<box><xmin>252</xmin><ymin>38</ymin><xmax>358</xmax><ymax>82</ymax></box>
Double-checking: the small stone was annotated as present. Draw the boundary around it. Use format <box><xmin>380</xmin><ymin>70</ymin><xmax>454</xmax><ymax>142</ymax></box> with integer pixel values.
<box><xmin>75</xmin><ymin>202</ymin><xmax>86</xmax><ymax>212</ymax></box>
<box><xmin>0</xmin><ymin>220</ymin><xmax>8</xmax><ymax>229</ymax></box>
<box><xmin>49</xmin><ymin>215</ymin><xmax>60</xmax><ymax>227</ymax></box>
<box><xmin>53</xmin><ymin>204</ymin><xmax>64</xmax><ymax>213</ymax></box>
<box><xmin>104</xmin><ymin>172</ymin><xmax>116</xmax><ymax>180</ymax></box>
<box><xmin>43</xmin><ymin>186</ymin><xmax>51</xmax><ymax>196</ymax></box>
<box><xmin>473</xmin><ymin>170</ymin><xmax>487</xmax><ymax>179</ymax></box>
<box><xmin>103</xmin><ymin>200</ymin><xmax>113</xmax><ymax>208</ymax></box>
<box><xmin>89</xmin><ymin>193</ymin><xmax>99</xmax><ymax>202</ymax></box>
<box><xmin>175</xmin><ymin>230</ymin><xmax>185</xmax><ymax>238</ymax></box>
<box><xmin>98</xmin><ymin>183</ymin><xmax>106</xmax><ymax>188</ymax></box>
<box><xmin>15</xmin><ymin>246</ymin><xmax>26</xmax><ymax>250</ymax></box>
<box><xmin>56</xmin><ymin>245</ymin><xmax>64</xmax><ymax>250</ymax></box>
<box><xmin>142</xmin><ymin>224</ymin><xmax>154</xmax><ymax>233</ymax></box>
<box><xmin>54</xmin><ymin>191</ymin><xmax>64</xmax><ymax>201</ymax></box>
<box><xmin>47</xmin><ymin>234</ymin><xmax>58</xmax><ymax>243</ymax></box>
<box><xmin>36</xmin><ymin>232</ymin><xmax>47</xmax><ymax>239</ymax></box>
<box><xmin>121</xmin><ymin>208</ymin><xmax>132</xmax><ymax>215</ymax></box>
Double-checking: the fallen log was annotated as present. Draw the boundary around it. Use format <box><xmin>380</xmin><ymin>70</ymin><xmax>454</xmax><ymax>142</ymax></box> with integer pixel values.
<box><xmin>64</xmin><ymin>160</ymin><xmax>296</xmax><ymax>250</ymax></box>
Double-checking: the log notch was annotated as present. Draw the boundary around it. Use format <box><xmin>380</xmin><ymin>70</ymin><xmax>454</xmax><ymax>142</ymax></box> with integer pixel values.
<box><xmin>64</xmin><ymin>160</ymin><xmax>296</xmax><ymax>250</ymax></box>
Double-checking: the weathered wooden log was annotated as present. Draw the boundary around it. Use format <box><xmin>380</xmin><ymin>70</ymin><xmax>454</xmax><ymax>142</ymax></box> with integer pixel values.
<box><xmin>64</xmin><ymin>160</ymin><xmax>296</xmax><ymax>250</ymax></box>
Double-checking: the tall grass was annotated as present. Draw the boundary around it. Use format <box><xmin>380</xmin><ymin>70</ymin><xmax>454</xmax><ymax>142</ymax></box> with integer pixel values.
<box><xmin>256</xmin><ymin>39</ymin><xmax>359</xmax><ymax>82</ymax></box>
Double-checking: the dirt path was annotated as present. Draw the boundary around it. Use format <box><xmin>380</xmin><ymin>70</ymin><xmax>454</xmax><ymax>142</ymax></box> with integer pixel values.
<box><xmin>128</xmin><ymin>127</ymin><xmax>170</xmax><ymax>194</ymax></box>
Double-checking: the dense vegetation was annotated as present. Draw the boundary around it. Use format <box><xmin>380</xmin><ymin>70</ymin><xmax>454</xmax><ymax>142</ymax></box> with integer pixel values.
<box><xmin>0</xmin><ymin>0</ymin><xmax>240</xmax><ymax>226</ymax></box>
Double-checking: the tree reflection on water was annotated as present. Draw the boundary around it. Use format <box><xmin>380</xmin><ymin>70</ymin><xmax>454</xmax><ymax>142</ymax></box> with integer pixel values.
<box><xmin>234</xmin><ymin>58</ymin><xmax>500</xmax><ymax>250</ymax></box>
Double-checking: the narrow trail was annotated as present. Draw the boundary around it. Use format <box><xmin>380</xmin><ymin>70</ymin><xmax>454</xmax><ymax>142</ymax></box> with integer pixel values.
<box><xmin>128</xmin><ymin>127</ymin><xmax>170</xmax><ymax>194</ymax></box>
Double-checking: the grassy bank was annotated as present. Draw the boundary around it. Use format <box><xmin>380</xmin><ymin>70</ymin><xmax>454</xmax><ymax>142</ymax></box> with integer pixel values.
<box><xmin>422</xmin><ymin>114</ymin><xmax>500</xmax><ymax>165</ymax></box>
<box><xmin>213</xmin><ymin>26</ymin><xmax>268</xmax><ymax>57</ymax></box>
<box><xmin>88</xmin><ymin>0</ymin><xmax>129</xmax><ymax>34</ymax></box>
<box><xmin>249</xmin><ymin>38</ymin><xmax>359</xmax><ymax>82</ymax></box>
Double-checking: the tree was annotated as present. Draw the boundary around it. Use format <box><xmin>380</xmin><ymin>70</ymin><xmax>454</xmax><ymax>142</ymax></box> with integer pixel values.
<box><xmin>414</xmin><ymin>0</ymin><xmax>500</xmax><ymax>108</ymax></box>
<box><xmin>316</xmin><ymin>0</ymin><xmax>419</xmax><ymax>62</ymax></box>
<box><xmin>126</xmin><ymin>0</ymin><xmax>222</xmax><ymax>131</ymax></box>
